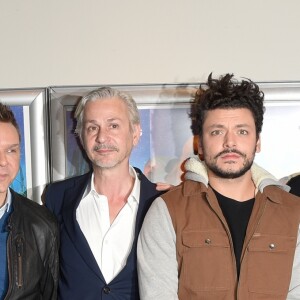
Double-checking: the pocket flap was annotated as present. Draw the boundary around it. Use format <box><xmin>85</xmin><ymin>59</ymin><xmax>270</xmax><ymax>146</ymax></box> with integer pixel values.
<box><xmin>182</xmin><ymin>230</ymin><xmax>230</xmax><ymax>248</ymax></box>
<box><xmin>248</xmin><ymin>234</ymin><xmax>296</xmax><ymax>252</ymax></box>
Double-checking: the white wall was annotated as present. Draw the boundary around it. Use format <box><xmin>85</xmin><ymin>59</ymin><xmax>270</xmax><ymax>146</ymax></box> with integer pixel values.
<box><xmin>1</xmin><ymin>0</ymin><xmax>300</xmax><ymax>88</ymax></box>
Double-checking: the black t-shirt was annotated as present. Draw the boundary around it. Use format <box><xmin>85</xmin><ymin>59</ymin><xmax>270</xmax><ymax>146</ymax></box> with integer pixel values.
<box><xmin>212</xmin><ymin>187</ymin><xmax>254</xmax><ymax>277</ymax></box>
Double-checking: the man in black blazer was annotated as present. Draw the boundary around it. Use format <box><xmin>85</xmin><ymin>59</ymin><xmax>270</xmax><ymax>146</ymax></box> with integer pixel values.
<box><xmin>45</xmin><ymin>87</ymin><xmax>168</xmax><ymax>299</ymax></box>
<box><xmin>287</xmin><ymin>174</ymin><xmax>300</xmax><ymax>197</ymax></box>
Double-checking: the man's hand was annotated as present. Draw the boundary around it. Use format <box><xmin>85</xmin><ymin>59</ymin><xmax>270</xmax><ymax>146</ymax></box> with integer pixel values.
<box><xmin>155</xmin><ymin>182</ymin><xmax>172</xmax><ymax>191</ymax></box>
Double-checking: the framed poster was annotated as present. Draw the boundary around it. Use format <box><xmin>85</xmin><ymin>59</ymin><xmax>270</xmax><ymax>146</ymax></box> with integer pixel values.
<box><xmin>254</xmin><ymin>82</ymin><xmax>300</xmax><ymax>180</ymax></box>
<box><xmin>0</xmin><ymin>88</ymin><xmax>49</xmax><ymax>203</ymax></box>
<box><xmin>48</xmin><ymin>83</ymin><xmax>300</xmax><ymax>185</ymax></box>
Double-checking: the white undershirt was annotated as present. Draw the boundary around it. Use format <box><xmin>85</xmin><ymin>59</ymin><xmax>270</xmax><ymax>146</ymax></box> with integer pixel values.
<box><xmin>76</xmin><ymin>166</ymin><xmax>140</xmax><ymax>283</ymax></box>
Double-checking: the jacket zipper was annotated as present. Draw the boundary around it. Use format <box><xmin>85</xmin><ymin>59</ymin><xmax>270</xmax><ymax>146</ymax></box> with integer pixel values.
<box><xmin>16</xmin><ymin>236</ymin><xmax>24</xmax><ymax>288</ymax></box>
<box><xmin>4</xmin><ymin>226</ymin><xmax>12</xmax><ymax>300</ymax></box>
<box><xmin>206</xmin><ymin>193</ymin><xmax>238</xmax><ymax>281</ymax></box>
<box><xmin>236</xmin><ymin>194</ymin><xmax>268</xmax><ymax>299</ymax></box>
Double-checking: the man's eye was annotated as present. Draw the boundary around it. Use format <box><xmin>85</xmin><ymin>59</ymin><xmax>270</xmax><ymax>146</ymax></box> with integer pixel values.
<box><xmin>7</xmin><ymin>149</ymin><xmax>17</xmax><ymax>153</ymax></box>
<box><xmin>239</xmin><ymin>129</ymin><xmax>248</xmax><ymax>135</ymax></box>
<box><xmin>87</xmin><ymin>126</ymin><xmax>98</xmax><ymax>132</ymax></box>
<box><xmin>211</xmin><ymin>130</ymin><xmax>222</xmax><ymax>136</ymax></box>
<box><xmin>110</xmin><ymin>124</ymin><xmax>119</xmax><ymax>129</ymax></box>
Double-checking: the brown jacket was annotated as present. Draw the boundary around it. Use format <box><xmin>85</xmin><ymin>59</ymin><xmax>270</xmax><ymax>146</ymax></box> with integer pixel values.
<box><xmin>162</xmin><ymin>179</ymin><xmax>300</xmax><ymax>299</ymax></box>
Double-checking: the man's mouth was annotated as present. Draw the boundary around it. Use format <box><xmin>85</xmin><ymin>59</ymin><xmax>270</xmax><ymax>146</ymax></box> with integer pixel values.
<box><xmin>215</xmin><ymin>149</ymin><xmax>244</xmax><ymax>160</ymax></box>
<box><xmin>93</xmin><ymin>144</ymin><xmax>119</xmax><ymax>152</ymax></box>
<box><xmin>221</xmin><ymin>153</ymin><xmax>240</xmax><ymax>159</ymax></box>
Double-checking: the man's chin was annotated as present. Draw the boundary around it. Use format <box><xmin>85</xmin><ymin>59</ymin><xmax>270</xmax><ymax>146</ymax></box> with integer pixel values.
<box><xmin>93</xmin><ymin>160</ymin><xmax>119</xmax><ymax>169</ymax></box>
<box><xmin>209</xmin><ymin>164</ymin><xmax>252</xmax><ymax>179</ymax></box>
<box><xmin>0</xmin><ymin>183</ymin><xmax>11</xmax><ymax>194</ymax></box>
<box><xmin>95</xmin><ymin>164</ymin><xmax>116</xmax><ymax>169</ymax></box>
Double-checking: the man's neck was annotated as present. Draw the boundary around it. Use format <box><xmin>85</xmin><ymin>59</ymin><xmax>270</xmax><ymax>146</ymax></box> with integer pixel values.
<box><xmin>0</xmin><ymin>190</ymin><xmax>8</xmax><ymax>209</ymax></box>
<box><xmin>208</xmin><ymin>171</ymin><xmax>256</xmax><ymax>202</ymax></box>
<box><xmin>92</xmin><ymin>165</ymin><xmax>136</xmax><ymax>224</ymax></box>
<box><xmin>93</xmin><ymin>165</ymin><xmax>135</xmax><ymax>200</ymax></box>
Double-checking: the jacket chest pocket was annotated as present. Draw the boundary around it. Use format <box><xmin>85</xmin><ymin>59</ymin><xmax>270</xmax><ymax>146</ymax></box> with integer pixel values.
<box><xmin>180</xmin><ymin>230</ymin><xmax>232</xmax><ymax>293</ymax></box>
<box><xmin>246</xmin><ymin>234</ymin><xmax>296</xmax><ymax>297</ymax></box>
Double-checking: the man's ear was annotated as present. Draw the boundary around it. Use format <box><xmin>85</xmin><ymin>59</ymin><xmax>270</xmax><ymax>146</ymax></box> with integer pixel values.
<box><xmin>132</xmin><ymin>124</ymin><xmax>141</xmax><ymax>146</ymax></box>
<box><xmin>256</xmin><ymin>134</ymin><xmax>261</xmax><ymax>153</ymax></box>
<box><xmin>197</xmin><ymin>136</ymin><xmax>205</xmax><ymax>161</ymax></box>
<box><xmin>197</xmin><ymin>136</ymin><xmax>203</xmax><ymax>155</ymax></box>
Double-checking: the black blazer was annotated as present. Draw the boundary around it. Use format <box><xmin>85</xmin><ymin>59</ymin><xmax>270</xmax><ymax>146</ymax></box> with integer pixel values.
<box><xmin>287</xmin><ymin>175</ymin><xmax>300</xmax><ymax>197</ymax></box>
<box><xmin>45</xmin><ymin>168</ymin><xmax>163</xmax><ymax>300</ymax></box>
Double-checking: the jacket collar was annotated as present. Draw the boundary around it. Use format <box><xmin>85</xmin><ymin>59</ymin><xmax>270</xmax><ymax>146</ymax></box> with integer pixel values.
<box><xmin>183</xmin><ymin>157</ymin><xmax>290</xmax><ymax>195</ymax></box>
<box><xmin>61</xmin><ymin>172</ymin><xmax>105</xmax><ymax>280</ymax></box>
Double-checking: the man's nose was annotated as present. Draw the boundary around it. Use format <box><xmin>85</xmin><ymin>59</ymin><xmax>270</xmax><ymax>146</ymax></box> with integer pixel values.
<box><xmin>0</xmin><ymin>151</ymin><xmax>8</xmax><ymax>167</ymax></box>
<box><xmin>223</xmin><ymin>131</ymin><xmax>236</xmax><ymax>149</ymax></box>
<box><xmin>95</xmin><ymin>128</ymin><xmax>108</xmax><ymax>143</ymax></box>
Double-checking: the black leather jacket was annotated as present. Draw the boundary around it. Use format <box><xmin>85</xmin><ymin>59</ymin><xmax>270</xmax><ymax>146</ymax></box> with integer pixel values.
<box><xmin>4</xmin><ymin>189</ymin><xmax>59</xmax><ymax>300</ymax></box>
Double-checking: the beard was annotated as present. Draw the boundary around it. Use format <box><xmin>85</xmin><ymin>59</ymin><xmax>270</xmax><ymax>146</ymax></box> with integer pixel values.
<box><xmin>85</xmin><ymin>143</ymin><xmax>120</xmax><ymax>169</ymax></box>
<box><xmin>87</xmin><ymin>143</ymin><xmax>133</xmax><ymax>170</ymax></box>
<box><xmin>204</xmin><ymin>149</ymin><xmax>255</xmax><ymax>179</ymax></box>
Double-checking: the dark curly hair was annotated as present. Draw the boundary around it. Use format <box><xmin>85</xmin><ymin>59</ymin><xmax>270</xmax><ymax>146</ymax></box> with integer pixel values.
<box><xmin>0</xmin><ymin>102</ymin><xmax>21</xmax><ymax>141</ymax></box>
<box><xmin>190</xmin><ymin>73</ymin><xmax>265</xmax><ymax>137</ymax></box>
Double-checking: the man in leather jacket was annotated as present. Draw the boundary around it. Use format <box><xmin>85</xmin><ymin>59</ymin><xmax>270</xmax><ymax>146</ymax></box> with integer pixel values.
<box><xmin>0</xmin><ymin>103</ymin><xmax>59</xmax><ymax>300</ymax></box>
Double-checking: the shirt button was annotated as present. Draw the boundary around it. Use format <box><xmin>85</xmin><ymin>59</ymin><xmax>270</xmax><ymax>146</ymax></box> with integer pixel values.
<box><xmin>103</xmin><ymin>286</ymin><xmax>111</xmax><ymax>294</ymax></box>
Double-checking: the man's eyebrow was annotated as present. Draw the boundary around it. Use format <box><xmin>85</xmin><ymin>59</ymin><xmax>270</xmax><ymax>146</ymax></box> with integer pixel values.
<box><xmin>207</xmin><ymin>123</ymin><xmax>251</xmax><ymax>129</ymax></box>
<box><xmin>206</xmin><ymin>124</ymin><xmax>225</xmax><ymax>129</ymax></box>
<box><xmin>107</xmin><ymin>117</ymin><xmax>122</xmax><ymax>122</ymax></box>
<box><xmin>236</xmin><ymin>123</ymin><xmax>251</xmax><ymax>127</ymax></box>
<box><xmin>84</xmin><ymin>118</ymin><xmax>122</xmax><ymax>123</ymax></box>
<box><xmin>5</xmin><ymin>143</ymin><xmax>20</xmax><ymax>149</ymax></box>
<box><xmin>83</xmin><ymin>119</ymin><xmax>97</xmax><ymax>124</ymax></box>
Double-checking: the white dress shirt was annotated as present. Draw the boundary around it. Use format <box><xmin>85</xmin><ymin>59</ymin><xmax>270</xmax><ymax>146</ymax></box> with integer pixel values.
<box><xmin>76</xmin><ymin>166</ymin><xmax>140</xmax><ymax>283</ymax></box>
<box><xmin>0</xmin><ymin>189</ymin><xmax>11</xmax><ymax>219</ymax></box>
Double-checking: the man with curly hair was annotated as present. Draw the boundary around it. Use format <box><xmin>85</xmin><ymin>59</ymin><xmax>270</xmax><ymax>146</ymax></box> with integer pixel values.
<box><xmin>137</xmin><ymin>74</ymin><xmax>300</xmax><ymax>299</ymax></box>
